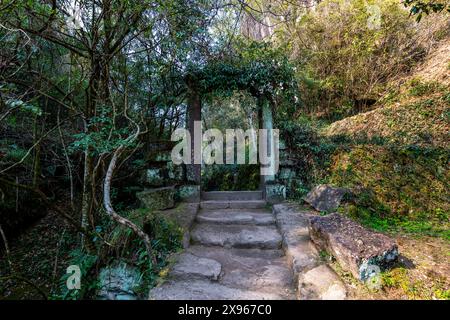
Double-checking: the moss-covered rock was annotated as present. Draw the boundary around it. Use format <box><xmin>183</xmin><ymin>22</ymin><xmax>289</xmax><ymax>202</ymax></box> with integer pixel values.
<box><xmin>136</xmin><ymin>186</ymin><xmax>175</xmax><ymax>211</ymax></box>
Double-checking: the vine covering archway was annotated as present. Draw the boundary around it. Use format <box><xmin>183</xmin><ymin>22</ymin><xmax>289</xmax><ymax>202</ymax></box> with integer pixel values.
<box><xmin>182</xmin><ymin>42</ymin><xmax>299</xmax><ymax>197</ymax></box>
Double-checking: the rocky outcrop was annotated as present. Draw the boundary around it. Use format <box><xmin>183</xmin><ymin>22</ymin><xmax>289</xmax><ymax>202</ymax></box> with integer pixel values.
<box><xmin>304</xmin><ymin>184</ymin><xmax>350</xmax><ymax>212</ymax></box>
<box><xmin>309</xmin><ymin>213</ymin><xmax>398</xmax><ymax>281</ymax></box>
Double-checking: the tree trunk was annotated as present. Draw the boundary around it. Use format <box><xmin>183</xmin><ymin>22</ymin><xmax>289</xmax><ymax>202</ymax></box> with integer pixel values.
<box><xmin>103</xmin><ymin>147</ymin><xmax>157</xmax><ymax>269</ymax></box>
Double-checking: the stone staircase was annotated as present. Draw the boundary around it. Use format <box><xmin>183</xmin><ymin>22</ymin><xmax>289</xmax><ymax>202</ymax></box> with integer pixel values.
<box><xmin>149</xmin><ymin>191</ymin><xmax>296</xmax><ymax>300</ymax></box>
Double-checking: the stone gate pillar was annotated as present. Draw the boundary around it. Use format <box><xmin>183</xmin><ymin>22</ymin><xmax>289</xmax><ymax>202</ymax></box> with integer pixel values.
<box><xmin>258</xmin><ymin>96</ymin><xmax>285</xmax><ymax>203</ymax></box>
<box><xmin>258</xmin><ymin>96</ymin><xmax>275</xmax><ymax>187</ymax></box>
<box><xmin>184</xmin><ymin>82</ymin><xmax>202</xmax><ymax>201</ymax></box>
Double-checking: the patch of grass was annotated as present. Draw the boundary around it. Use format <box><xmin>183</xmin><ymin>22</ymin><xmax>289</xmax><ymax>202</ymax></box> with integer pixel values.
<box><xmin>381</xmin><ymin>267</ymin><xmax>449</xmax><ymax>300</ymax></box>
<box><xmin>346</xmin><ymin>207</ymin><xmax>450</xmax><ymax>240</ymax></box>
<box><xmin>329</xmin><ymin>143</ymin><xmax>449</xmax><ymax>241</ymax></box>
<box><xmin>407</xmin><ymin>78</ymin><xmax>444</xmax><ymax>97</ymax></box>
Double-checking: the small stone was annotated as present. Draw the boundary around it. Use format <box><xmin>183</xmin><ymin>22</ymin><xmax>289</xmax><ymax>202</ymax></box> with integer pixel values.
<box><xmin>304</xmin><ymin>184</ymin><xmax>350</xmax><ymax>212</ymax></box>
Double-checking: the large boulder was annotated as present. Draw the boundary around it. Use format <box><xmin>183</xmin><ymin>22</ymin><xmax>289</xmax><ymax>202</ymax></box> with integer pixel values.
<box><xmin>98</xmin><ymin>262</ymin><xmax>142</xmax><ymax>300</ymax></box>
<box><xmin>309</xmin><ymin>213</ymin><xmax>398</xmax><ymax>281</ymax></box>
<box><xmin>136</xmin><ymin>186</ymin><xmax>175</xmax><ymax>211</ymax></box>
<box><xmin>304</xmin><ymin>184</ymin><xmax>350</xmax><ymax>212</ymax></box>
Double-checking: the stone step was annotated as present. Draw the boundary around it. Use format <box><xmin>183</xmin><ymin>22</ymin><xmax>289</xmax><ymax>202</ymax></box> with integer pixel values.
<box><xmin>186</xmin><ymin>245</ymin><xmax>295</xmax><ymax>298</ymax></box>
<box><xmin>197</xmin><ymin>209</ymin><xmax>275</xmax><ymax>225</ymax></box>
<box><xmin>191</xmin><ymin>224</ymin><xmax>282</xmax><ymax>249</ymax></box>
<box><xmin>201</xmin><ymin>191</ymin><xmax>263</xmax><ymax>201</ymax></box>
<box><xmin>149</xmin><ymin>279</ymin><xmax>290</xmax><ymax>300</ymax></box>
<box><xmin>169</xmin><ymin>253</ymin><xmax>222</xmax><ymax>281</ymax></box>
<box><xmin>200</xmin><ymin>200</ymin><xmax>267</xmax><ymax>209</ymax></box>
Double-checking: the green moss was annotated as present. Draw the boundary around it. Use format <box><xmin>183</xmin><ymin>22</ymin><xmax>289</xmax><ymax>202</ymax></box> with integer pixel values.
<box><xmin>330</xmin><ymin>144</ymin><xmax>449</xmax><ymax>240</ymax></box>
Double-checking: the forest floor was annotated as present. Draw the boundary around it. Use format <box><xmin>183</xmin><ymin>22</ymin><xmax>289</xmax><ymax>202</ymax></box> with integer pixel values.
<box><xmin>0</xmin><ymin>210</ymin><xmax>77</xmax><ymax>300</ymax></box>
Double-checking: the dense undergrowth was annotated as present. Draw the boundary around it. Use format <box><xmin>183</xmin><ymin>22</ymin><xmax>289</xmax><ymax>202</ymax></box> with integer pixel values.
<box><xmin>51</xmin><ymin>206</ymin><xmax>184</xmax><ymax>300</ymax></box>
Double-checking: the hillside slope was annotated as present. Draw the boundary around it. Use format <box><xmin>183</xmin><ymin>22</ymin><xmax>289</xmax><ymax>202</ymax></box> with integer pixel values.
<box><xmin>326</xmin><ymin>38</ymin><xmax>449</xmax><ymax>148</ymax></box>
<box><xmin>322</xmin><ymin>38</ymin><xmax>449</xmax><ymax>235</ymax></box>
<box><xmin>319</xmin><ymin>38</ymin><xmax>449</xmax><ymax>300</ymax></box>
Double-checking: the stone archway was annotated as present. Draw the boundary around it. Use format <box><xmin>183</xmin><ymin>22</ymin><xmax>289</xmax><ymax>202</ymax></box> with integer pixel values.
<box><xmin>185</xmin><ymin>84</ymin><xmax>280</xmax><ymax>202</ymax></box>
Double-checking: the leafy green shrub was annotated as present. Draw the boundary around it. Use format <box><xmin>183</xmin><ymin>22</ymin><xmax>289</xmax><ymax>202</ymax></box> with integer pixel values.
<box><xmin>52</xmin><ymin>249</ymin><xmax>98</xmax><ymax>300</ymax></box>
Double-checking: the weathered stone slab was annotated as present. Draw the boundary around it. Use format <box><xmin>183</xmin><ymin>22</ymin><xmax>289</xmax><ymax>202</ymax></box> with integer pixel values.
<box><xmin>229</xmin><ymin>200</ymin><xmax>266</xmax><ymax>209</ymax></box>
<box><xmin>170</xmin><ymin>253</ymin><xmax>221</xmax><ymax>281</ymax></box>
<box><xmin>191</xmin><ymin>224</ymin><xmax>282</xmax><ymax>249</ymax></box>
<box><xmin>304</xmin><ymin>184</ymin><xmax>350</xmax><ymax>212</ymax></box>
<box><xmin>201</xmin><ymin>191</ymin><xmax>263</xmax><ymax>201</ymax></box>
<box><xmin>149</xmin><ymin>279</ymin><xmax>288</xmax><ymax>300</ymax></box>
<box><xmin>200</xmin><ymin>200</ymin><xmax>266</xmax><ymax>209</ymax></box>
<box><xmin>273</xmin><ymin>204</ymin><xmax>319</xmax><ymax>277</ymax></box>
<box><xmin>297</xmin><ymin>264</ymin><xmax>347</xmax><ymax>300</ymax></box>
<box><xmin>309</xmin><ymin>213</ymin><xmax>398</xmax><ymax>281</ymax></box>
<box><xmin>197</xmin><ymin>209</ymin><xmax>275</xmax><ymax>225</ymax></box>
<box><xmin>200</xmin><ymin>200</ymin><xmax>230</xmax><ymax>209</ymax></box>
<box><xmin>186</xmin><ymin>245</ymin><xmax>294</xmax><ymax>298</ymax></box>
<box><xmin>136</xmin><ymin>186</ymin><xmax>175</xmax><ymax>211</ymax></box>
